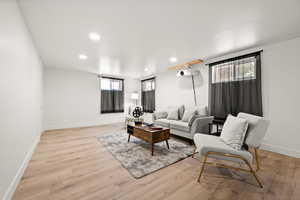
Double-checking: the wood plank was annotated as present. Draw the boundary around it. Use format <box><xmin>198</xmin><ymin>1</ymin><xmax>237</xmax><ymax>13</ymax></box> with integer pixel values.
<box><xmin>168</xmin><ymin>59</ymin><xmax>204</xmax><ymax>70</ymax></box>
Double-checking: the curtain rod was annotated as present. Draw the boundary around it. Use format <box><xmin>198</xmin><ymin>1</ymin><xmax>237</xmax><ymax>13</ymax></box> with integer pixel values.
<box><xmin>141</xmin><ymin>77</ymin><xmax>155</xmax><ymax>82</ymax></box>
<box><xmin>98</xmin><ymin>75</ymin><xmax>124</xmax><ymax>80</ymax></box>
<box><xmin>205</xmin><ymin>50</ymin><xmax>263</xmax><ymax>66</ymax></box>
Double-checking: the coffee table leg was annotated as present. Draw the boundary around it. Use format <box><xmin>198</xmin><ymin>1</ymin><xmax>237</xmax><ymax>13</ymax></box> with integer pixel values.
<box><xmin>128</xmin><ymin>134</ymin><xmax>131</xmax><ymax>143</ymax></box>
<box><xmin>165</xmin><ymin>140</ymin><xmax>170</xmax><ymax>149</ymax></box>
<box><xmin>151</xmin><ymin>143</ymin><xmax>154</xmax><ymax>156</ymax></box>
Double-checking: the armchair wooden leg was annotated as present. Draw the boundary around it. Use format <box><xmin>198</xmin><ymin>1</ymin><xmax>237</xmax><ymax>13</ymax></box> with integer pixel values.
<box><xmin>196</xmin><ymin>151</ymin><xmax>263</xmax><ymax>188</ymax></box>
<box><xmin>254</xmin><ymin>148</ymin><xmax>260</xmax><ymax>172</ymax></box>
<box><xmin>244</xmin><ymin>159</ymin><xmax>263</xmax><ymax>188</ymax></box>
<box><xmin>197</xmin><ymin>154</ymin><xmax>208</xmax><ymax>182</ymax></box>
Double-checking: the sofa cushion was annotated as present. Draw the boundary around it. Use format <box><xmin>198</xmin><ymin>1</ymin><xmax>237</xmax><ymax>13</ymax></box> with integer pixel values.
<box><xmin>167</xmin><ymin>109</ymin><xmax>179</xmax><ymax>120</ymax></box>
<box><xmin>169</xmin><ymin>120</ymin><xmax>190</xmax><ymax>132</ymax></box>
<box><xmin>194</xmin><ymin>134</ymin><xmax>253</xmax><ymax>163</ymax></box>
<box><xmin>154</xmin><ymin>119</ymin><xmax>170</xmax><ymax>127</ymax></box>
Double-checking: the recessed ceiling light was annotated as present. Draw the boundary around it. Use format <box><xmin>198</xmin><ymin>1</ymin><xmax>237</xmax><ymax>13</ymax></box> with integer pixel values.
<box><xmin>89</xmin><ymin>32</ymin><xmax>101</xmax><ymax>41</ymax></box>
<box><xmin>78</xmin><ymin>54</ymin><xmax>87</xmax><ymax>60</ymax></box>
<box><xmin>169</xmin><ymin>57</ymin><xmax>177</xmax><ymax>63</ymax></box>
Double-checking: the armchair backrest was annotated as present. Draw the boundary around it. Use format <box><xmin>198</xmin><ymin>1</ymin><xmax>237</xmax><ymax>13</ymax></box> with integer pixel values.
<box><xmin>237</xmin><ymin>112</ymin><xmax>269</xmax><ymax>148</ymax></box>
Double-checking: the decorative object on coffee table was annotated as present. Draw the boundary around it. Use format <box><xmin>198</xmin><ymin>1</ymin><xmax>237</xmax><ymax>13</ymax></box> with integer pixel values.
<box><xmin>127</xmin><ymin>122</ymin><xmax>169</xmax><ymax>156</ymax></box>
<box><xmin>132</xmin><ymin>106</ymin><xmax>144</xmax><ymax>125</ymax></box>
<box><xmin>97</xmin><ymin>131</ymin><xmax>194</xmax><ymax>178</ymax></box>
<box><xmin>125</xmin><ymin>105</ymin><xmax>144</xmax><ymax>127</ymax></box>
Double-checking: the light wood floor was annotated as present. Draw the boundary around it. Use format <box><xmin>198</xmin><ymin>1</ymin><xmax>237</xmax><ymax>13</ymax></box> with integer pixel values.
<box><xmin>13</xmin><ymin>123</ymin><xmax>300</xmax><ymax>200</ymax></box>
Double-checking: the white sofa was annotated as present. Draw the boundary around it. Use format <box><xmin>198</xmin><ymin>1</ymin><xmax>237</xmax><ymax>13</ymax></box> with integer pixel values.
<box><xmin>152</xmin><ymin>105</ymin><xmax>213</xmax><ymax>140</ymax></box>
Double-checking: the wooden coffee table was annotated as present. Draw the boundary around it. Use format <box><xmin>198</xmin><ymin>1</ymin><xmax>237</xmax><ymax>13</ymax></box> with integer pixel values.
<box><xmin>127</xmin><ymin>123</ymin><xmax>170</xmax><ymax>156</ymax></box>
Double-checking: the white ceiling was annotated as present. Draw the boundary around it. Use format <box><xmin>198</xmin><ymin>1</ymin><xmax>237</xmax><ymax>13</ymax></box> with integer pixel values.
<box><xmin>19</xmin><ymin>0</ymin><xmax>300</xmax><ymax>78</ymax></box>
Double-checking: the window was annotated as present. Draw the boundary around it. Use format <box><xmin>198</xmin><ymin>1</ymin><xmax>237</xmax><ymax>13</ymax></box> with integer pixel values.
<box><xmin>209</xmin><ymin>52</ymin><xmax>262</xmax><ymax>119</ymax></box>
<box><xmin>101</xmin><ymin>78</ymin><xmax>123</xmax><ymax>91</ymax></box>
<box><xmin>100</xmin><ymin>77</ymin><xmax>124</xmax><ymax>113</ymax></box>
<box><xmin>212</xmin><ymin>56</ymin><xmax>256</xmax><ymax>83</ymax></box>
<box><xmin>141</xmin><ymin>78</ymin><xmax>155</xmax><ymax>113</ymax></box>
<box><xmin>142</xmin><ymin>79</ymin><xmax>155</xmax><ymax>91</ymax></box>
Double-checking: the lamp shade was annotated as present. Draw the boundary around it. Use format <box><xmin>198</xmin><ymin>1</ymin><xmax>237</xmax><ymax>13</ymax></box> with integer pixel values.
<box><xmin>131</xmin><ymin>93</ymin><xmax>139</xmax><ymax>100</ymax></box>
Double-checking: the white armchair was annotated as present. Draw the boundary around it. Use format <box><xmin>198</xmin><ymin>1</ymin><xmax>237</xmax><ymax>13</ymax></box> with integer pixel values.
<box><xmin>193</xmin><ymin>112</ymin><xmax>269</xmax><ymax>188</ymax></box>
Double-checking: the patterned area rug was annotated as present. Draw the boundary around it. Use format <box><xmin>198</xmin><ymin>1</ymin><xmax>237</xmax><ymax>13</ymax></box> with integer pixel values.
<box><xmin>97</xmin><ymin>132</ymin><xmax>194</xmax><ymax>178</ymax></box>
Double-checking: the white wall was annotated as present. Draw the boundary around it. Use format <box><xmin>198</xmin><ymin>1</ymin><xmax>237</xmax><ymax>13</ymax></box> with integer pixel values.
<box><xmin>44</xmin><ymin>68</ymin><xmax>139</xmax><ymax>130</ymax></box>
<box><xmin>261</xmin><ymin>37</ymin><xmax>300</xmax><ymax>158</ymax></box>
<box><xmin>155</xmin><ymin>65</ymin><xmax>209</xmax><ymax>110</ymax></box>
<box><xmin>0</xmin><ymin>0</ymin><xmax>44</xmax><ymax>199</ymax></box>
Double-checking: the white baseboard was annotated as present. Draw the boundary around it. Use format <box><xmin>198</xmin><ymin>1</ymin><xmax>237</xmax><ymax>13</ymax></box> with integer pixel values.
<box><xmin>3</xmin><ymin>135</ymin><xmax>41</xmax><ymax>200</ymax></box>
<box><xmin>261</xmin><ymin>143</ymin><xmax>300</xmax><ymax>159</ymax></box>
<box><xmin>44</xmin><ymin>116</ymin><xmax>124</xmax><ymax>130</ymax></box>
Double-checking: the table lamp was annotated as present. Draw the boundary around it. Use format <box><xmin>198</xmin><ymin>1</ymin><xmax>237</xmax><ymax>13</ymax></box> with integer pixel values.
<box><xmin>131</xmin><ymin>92</ymin><xmax>139</xmax><ymax>106</ymax></box>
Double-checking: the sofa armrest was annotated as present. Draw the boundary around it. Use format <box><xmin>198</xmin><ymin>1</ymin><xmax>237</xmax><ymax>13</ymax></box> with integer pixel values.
<box><xmin>190</xmin><ymin>116</ymin><xmax>214</xmax><ymax>137</ymax></box>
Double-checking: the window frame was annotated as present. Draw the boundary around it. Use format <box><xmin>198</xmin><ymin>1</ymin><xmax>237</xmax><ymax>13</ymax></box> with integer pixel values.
<box><xmin>141</xmin><ymin>77</ymin><xmax>155</xmax><ymax>92</ymax></box>
<box><xmin>100</xmin><ymin>76</ymin><xmax>123</xmax><ymax>91</ymax></box>
<box><xmin>211</xmin><ymin>56</ymin><xmax>256</xmax><ymax>84</ymax></box>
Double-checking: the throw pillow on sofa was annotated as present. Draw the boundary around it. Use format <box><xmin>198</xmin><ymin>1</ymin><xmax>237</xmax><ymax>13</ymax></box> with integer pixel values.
<box><xmin>195</xmin><ymin>106</ymin><xmax>208</xmax><ymax>116</ymax></box>
<box><xmin>178</xmin><ymin>105</ymin><xmax>185</xmax><ymax>120</ymax></box>
<box><xmin>188</xmin><ymin>114</ymin><xmax>201</xmax><ymax>126</ymax></box>
<box><xmin>167</xmin><ymin>109</ymin><xmax>179</xmax><ymax>120</ymax></box>
<box><xmin>185</xmin><ymin>106</ymin><xmax>207</xmax><ymax>117</ymax></box>
<box><xmin>220</xmin><ymin>114</ymin><xmax>248</xmax><ymax>150</ymax></box>
<box><xmin>155</xmin><ymin>111</ymin><xmax>168</xmax><ymax>119</ymax></box>
<box><xmin>181</xmin><ymin>108</ymin><xmax>196</xmax><ymax>122</ymax></box>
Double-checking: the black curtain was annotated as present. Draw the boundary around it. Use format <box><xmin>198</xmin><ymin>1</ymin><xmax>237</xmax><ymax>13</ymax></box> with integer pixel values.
<box><xmin>141</xmin><ymin>78</ymin><xmax>155</xmax><ymax>113</ymax></box>
<box><xmin>101</xmin><ymin>78</ymin><xmax>124</xmax><ymax>113</ymax></box>
<box><xmin>101</xmin><ymin>91</ymin><xmax>124</xmax><ymax>113</ymax></box>
<box><xmin>209</xmin><ymin>52</ymin><xmax>262</xmax><ymax>119</ymax></box>
<box><xmin>142</xmin><ymin>90</ymin><xmax>155</xmax><ymax>113</ymax></box>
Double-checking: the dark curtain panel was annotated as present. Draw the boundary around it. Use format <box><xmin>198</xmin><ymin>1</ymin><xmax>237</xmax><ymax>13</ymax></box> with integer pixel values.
<box><xmin>101</xmin><ymin>91</ymin><xmax>124</xmax><ymax>113</ymax></box>
<box><xmin>142</xmin><ymin>90</ymin><xmax>155</xmax><ymax>113</ymax></box>
<box><xmin>101</xmin><ymin>78</ymin><xmax>124</xmax><ymax>113</ymax></box>
<box><xmin>209</xmin><ymin>52</ymin><xmax>262</xmax><ymax>119</ymax></box>
<box><xmin>141</xmin><ymin>78</ymin><xmax>155</xmax><ymax>113</ymax></box>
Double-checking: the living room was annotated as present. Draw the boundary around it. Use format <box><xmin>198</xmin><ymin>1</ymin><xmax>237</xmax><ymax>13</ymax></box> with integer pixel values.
<box><xmin>1</xmin><ymin>0</ymin><xmax>300</xmax><ymax>200</ymax></box>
